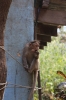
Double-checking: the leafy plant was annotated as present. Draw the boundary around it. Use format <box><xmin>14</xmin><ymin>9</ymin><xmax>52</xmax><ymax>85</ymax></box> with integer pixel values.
<box><xmin>39</xmin><ymin>36</ymin><xmax>66</xmax><ymax>99</ymax></box>
<box><xmin>34</xmin><ymin>34</ymin><xmax>66</xmax><ymax>100</ymax></box>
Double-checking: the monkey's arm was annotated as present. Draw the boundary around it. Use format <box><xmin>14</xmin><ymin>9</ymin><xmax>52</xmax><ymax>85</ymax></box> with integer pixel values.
<box><xmin>28</xmin><ymin>51</ymin><xmax>39</xmax><ymax>73</ymax></box>
<box><xmin>28</xmin><ymin>59</ymin><xmax>39</xmax><ymax>73</ymax></box>
<box><xmin>28</xmin><ymin>59</ymin><xmax>35</xmax><ymax>73</ymax></box>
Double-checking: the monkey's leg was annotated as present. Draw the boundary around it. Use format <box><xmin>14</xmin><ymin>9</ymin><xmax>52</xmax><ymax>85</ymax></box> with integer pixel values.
<box><xmin>28</xmin><ymin>70</ymin><xmax>38</xmax><ymax>100</ymax></box>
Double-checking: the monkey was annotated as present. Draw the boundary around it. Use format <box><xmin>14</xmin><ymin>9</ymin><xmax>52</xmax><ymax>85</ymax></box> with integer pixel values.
<box><xmin>22</xmin><ymin>40</ymin><xmax>40</xmax><ymax>100</ymax></box>
<box><xmin>22</xmin><ymin>40</ymin><xmax>40</xmax><ymax>71</ymax></box>
<box><xmin>28</xmin><ymin>50</ymin><xmax>39</xmax><ymax>100</ymax></box>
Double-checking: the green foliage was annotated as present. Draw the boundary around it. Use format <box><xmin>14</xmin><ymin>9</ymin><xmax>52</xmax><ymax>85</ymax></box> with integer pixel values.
<box><xmin>39</xmin><ymin>36</ymin><xmax>66</xmax><ymax>99</ymax></box>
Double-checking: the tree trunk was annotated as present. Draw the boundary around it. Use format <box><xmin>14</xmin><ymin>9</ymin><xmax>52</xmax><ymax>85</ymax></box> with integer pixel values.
<box><xmin>0</xmin><ymin>0</ymin><xmax>12</xmax><ymax>99</ymax></box>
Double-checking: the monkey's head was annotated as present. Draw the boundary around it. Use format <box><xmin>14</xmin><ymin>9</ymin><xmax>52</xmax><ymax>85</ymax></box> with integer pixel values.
<box><xmin>29</xmin><ymin>40</ymin><xmax>40</xmax><ymax>52</ymax></box>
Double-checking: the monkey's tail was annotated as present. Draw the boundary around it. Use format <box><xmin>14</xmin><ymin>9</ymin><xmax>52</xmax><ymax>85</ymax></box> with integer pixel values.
<box><xmin>57</xmin><ymin>71</ymin><xmax>66</xmax><ymax>79</ymax></box>
<box><xmin>28</xmin><ymin>70</ymin><xmax>38</xmax><ymax>100</ymax></box>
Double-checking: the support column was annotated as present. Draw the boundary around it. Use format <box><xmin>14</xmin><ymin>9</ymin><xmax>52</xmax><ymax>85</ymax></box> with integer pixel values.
<box><xmin>4</xmin><ymin>0</ymin><xmax>34</xmax><ymax>100</ymax></box>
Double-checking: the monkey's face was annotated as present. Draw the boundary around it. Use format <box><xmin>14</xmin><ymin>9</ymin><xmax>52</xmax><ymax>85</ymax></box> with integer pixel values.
<box><xmin>32</xmin><ymin>42</ymin><xmax>39</xmax><ymax>51</ymax></box>
<box><xmin>29</xmin><ymin>41</ymin><xmax>40</xmax><ymax>52</ymax></box>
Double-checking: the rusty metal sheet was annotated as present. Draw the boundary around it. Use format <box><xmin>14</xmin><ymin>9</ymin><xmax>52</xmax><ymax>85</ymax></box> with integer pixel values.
<box><xmin>38</xmin><ymin>9</ymin><xmax>66</xmax><ymax>25</ymax></box>
<box><xmin>35</xmin><ymin>23</ymin><xmax>57</xmax><ymax>36</ymax></box>
<box><xmin>37</xmin><ymin>34</ymin><xmax>51</xmax><ymax>42</ymax></box>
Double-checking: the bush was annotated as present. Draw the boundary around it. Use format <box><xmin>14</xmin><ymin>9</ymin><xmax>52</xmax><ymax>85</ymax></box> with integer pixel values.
<box><xmin>39</xmin><ymin>36</ymin><xmax>66</xmax><ymax>99</ymax></box>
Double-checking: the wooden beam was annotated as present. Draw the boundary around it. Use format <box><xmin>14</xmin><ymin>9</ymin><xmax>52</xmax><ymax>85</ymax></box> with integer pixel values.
<box><xmin>35</xmin><ymin>23</ymin><xmax>57</xmax><ymax>36</ymax></box>
<box><xmin>50</xmin><ymin>0</ymin><xmax>66</xmax><ymax>5</ymax></box>
<box><xmin>38</xmin><ymin>9</ymin><xmax>66</xmax><ymax>25</ymax></box>
<box><xmin>50</xmin><ymin>0</ymin><xmax>66</xmax><ymax>11</ymax></box>
<box><xmin>39</xmin><ymin>45</ymin><xmax>44</xmax><ymax>49</ymax></box>
<box><xmin>37</xmin><ymin>34</ymin><xmax>51</xmax><ymax>42</ymax></box>
<box><xmin>38</xmin><ymin>71</ymin><xmax>42</xmax><ymax>100</ymax></box>
<box><xmin>42</xmin><ymin>0</ymin><xmax>50</xmax><ymax>8</ymax></box>
<box><xmin>40</xmin><ymin>41</ymin><xmax>47</xmax><ymax>46</ymax></box>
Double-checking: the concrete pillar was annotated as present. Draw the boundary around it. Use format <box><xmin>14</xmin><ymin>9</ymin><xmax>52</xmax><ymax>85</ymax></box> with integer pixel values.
<box><xmin>4</xmin><ymin>0</ymin><xmax>34</xmax><ymax>100</ymax></box>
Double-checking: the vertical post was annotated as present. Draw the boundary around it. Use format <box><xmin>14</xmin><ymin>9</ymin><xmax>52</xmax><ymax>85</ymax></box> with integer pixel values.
<box><xmin>38</xmin><ymin>70</ymin><xmax>42</xmax><ymax>100</ymax></box>
<box><xmin>4</xmin><ymin>0</ymin><xmax>34</xmax><ymax>100</ymax></box>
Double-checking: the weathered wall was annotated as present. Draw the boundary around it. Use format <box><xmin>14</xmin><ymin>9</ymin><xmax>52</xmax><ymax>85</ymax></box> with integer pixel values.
<box><xmin>4</xmin><ymin>0</ymin><xmax>34</xmax><ymax>100</ymax></box>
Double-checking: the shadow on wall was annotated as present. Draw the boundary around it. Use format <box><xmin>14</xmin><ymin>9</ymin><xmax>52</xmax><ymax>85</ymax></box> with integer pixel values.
<box><xmin>0</xmin><ymin>0</ymin><xmax>12</xmax><ymax>100</ymax></box>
